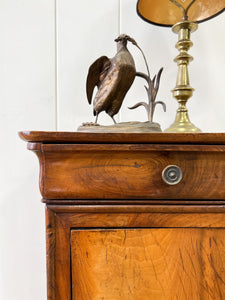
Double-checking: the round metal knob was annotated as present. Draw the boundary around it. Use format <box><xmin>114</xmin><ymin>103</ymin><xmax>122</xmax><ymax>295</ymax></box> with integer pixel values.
<box><xmin>162</xmin><ymin>165</ymin><xmax>182</xmax><ymax>185</ymax></box>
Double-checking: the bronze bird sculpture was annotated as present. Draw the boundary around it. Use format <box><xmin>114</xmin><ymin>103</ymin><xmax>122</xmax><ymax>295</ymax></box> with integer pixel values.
<box><xmin>86</xmin><ymin>34</ymin><xmax>136</xmax><ymax>124</ymax></box>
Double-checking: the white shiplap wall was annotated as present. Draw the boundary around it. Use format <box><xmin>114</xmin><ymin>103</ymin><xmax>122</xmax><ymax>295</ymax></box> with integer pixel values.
<box><xmin>0</xmin><ymin>1</ymin><xmax>225</xmax><ymax>299</ymax></box>
<box><xmin>57</xmin><ymin>0</ymin><xmax>119</xmax><ymax>129</ymax></box>
<box><xmin>0</xmin><ymin>1</ymin><xmax>55</xmax><ymax>299</ymax></box>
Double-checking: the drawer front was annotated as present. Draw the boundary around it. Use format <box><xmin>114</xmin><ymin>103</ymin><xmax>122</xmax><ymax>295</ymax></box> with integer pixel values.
<box><xmin>41</xmin><ymin>144</ymin><xmax>225</xmax><ymax>199</ymax></box>
<box><xmin>71</xmin><ymin>228</ymin><xmax>225</xmax><ymax>300</ymax></box>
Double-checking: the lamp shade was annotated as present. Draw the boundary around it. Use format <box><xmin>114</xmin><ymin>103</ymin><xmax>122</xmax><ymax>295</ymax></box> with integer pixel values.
<box><xmin>137</xmin><ymin>0</ymin><xmax>225</xmax><ymax>27</ymax></box>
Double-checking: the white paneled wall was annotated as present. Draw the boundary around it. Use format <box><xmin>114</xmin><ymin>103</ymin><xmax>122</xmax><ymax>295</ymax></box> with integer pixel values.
<box><xmin>57</xmin><ymin>0</ymin><xmax>119</xmax><ymax>129</ymax></box>
<box><xmin>120</xmin><ymin>0</ymin><xmax>176</xmax><ymax>130</ymax></box>
<box><xmin>0</xmin><ymin>1</ymin><xmax>55</xmax><ymax>300</ymax></box>
<box><xmin>1</xmin><ymin>1</ymin><xmax>225</xmax><ymax>299</ymax></box>
<box><xmin>191</xmin><ymin>13</ymin><xmax>225</xmax><ymax>131</ymax></box>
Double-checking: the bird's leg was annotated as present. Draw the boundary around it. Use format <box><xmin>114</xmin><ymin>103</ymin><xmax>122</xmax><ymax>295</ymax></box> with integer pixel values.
<box><xmin>95</xmin><ymin>114</ymin><xmax>99</xmax><ymax>124</ymax></box>
<box><xmin>111</xmin><ymin>116</ymin><xmax>117</xmax><ymax>124</ymax></box>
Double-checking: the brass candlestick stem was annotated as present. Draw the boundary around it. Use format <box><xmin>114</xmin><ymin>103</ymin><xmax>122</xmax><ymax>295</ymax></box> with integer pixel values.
<box><xmin>165</xmin><ymin>21</ymin><xmax>201</xmax><ymax>132</ymax></box>
<box><xmin>165</xmin><ymin>0</ymin><xmax>201</xmax><ymax>132</ymax></box>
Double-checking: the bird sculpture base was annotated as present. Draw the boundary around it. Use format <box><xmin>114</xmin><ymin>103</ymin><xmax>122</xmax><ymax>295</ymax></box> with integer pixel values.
<box><xmin>77</xmin><ymin>121</ymin><xmax>162</xmax><ymax>133</ymax></box>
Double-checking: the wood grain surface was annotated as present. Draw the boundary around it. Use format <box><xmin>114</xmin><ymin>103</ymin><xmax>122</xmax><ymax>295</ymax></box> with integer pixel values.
<box><xmin>53</xmin><ymin>210</ymin><xmax>225</xmax><ymax>229</ymax></box>
<box><xmin>19</xmin><ymin>131</ymin><xmax>225</xmax><ymax>144</ymax></box>
<box><xmin>34</xmin><ymin>145</ymin><xmax>225</xmax><ymax>199</ymax></box>
<box><xmin>71</xmin><ymin>228</ymin><xmax>225</xmax><ymax>300</ymax></box>
<box><xmin>45</xmin><ymin>207</ymin><xmax>57</xmax><ymax>300</ymax></box>
<box><xmin>43</xmin><ymin>199</ymin><xmax>225</xmax><ymax>206</ymax></box>
<box><xmin>45</xmin><ymin>206</ymin><xmax>225</xmax><ymax>299</ymax></box>
<box><xmin>20</xmin><ymin>132</ymin><xmax>225</xmax><ymax>300</ymax></box>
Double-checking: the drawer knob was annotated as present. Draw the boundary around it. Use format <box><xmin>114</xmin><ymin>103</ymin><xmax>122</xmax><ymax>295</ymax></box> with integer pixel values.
<box><xmin>162</xmin><ymin>165</ymin><xmax>182</xmax><ymax>185</ymax></box>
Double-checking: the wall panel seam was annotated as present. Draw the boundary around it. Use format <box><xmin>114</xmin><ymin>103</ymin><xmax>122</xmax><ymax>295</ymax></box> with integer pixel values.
<box><xmin>55</xmin><ymin>0</ymin><xmax>59</xmax><ymax>131</ymax></box>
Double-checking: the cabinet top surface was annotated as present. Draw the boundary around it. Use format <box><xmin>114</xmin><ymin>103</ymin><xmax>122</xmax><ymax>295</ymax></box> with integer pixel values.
<box><xmin>19</xmin><ymin>131</ymin><xmax>225</xmax><ymax>144</ymax></box>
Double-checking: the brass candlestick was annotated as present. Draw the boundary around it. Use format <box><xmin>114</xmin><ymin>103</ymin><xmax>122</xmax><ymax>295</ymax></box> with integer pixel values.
<box><xmin>165</xmin><ymin>20</ymin><xmax>201</xmax><ymax>132</ymax></box>
<box><xmin>164</xmin><ymin>0</ymin><xmax>201</xmax><ymax>132</ymax></box>
<box><xmin>137</xmin><ymin>0</ymin><xmax>225</xmax><ymax>132</ymax></box>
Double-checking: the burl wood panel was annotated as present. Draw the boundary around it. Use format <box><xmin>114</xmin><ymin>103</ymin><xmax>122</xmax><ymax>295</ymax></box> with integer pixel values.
<box><xmin>39</xmin><ymin>145</ymin><xmax>225</xmax><ymax>199</ymax></box>
<box><xmin>71</xmin><ymin>228</ymin><xmax>225</xmax><ymax>300</ymax></box>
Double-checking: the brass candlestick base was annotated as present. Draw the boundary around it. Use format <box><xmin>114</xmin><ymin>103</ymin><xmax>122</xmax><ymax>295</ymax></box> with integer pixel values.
<box><xmin>165</xmin><ymin>21</ymin><xmax>201</xmax><ymax>133</ymax></box>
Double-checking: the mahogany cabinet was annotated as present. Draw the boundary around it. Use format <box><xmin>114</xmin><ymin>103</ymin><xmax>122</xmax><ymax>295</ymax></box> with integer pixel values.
<box><xmin>20</xmin><ymin>131</ymin><xmax>225</xmax><ymax>300</ymax></box>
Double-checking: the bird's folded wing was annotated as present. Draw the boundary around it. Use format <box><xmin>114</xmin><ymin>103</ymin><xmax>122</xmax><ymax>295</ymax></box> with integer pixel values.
<box><xmin>86</xmin><ymin>56</ymin><xmax>111</xmax><ymax>104</ymax></box>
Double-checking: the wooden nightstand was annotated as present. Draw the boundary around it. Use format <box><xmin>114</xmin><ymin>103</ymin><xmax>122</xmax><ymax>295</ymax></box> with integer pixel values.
<box><xmin>20</xmin><ymin>131</ymin><xmax>225</xmax><ymax>300</ymax></box>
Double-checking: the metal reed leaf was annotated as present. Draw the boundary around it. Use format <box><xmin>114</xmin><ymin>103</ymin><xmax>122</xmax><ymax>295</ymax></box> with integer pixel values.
<box><xmin>154</xmin><ymin>101</ymin><xmax>166</xmax><ymax>112</ymax></box>
<box><xmin>155</xmin><ymin>68</ymin><xmax>163</xmax><ymax>92</ymax></box>
<box><xmin>128</xmin><ymin>38</ymin><xmax>166</xmax><ymax>122</ymax></box>
<box><xmin>129</xmin><ymin>102</ymin><xmax>149</xmax><ymax>110</ymax></box>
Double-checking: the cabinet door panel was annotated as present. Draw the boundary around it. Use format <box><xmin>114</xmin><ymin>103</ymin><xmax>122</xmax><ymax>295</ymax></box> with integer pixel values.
<box><xmin>71</xmin><ymin>228</ymin><xmax>225</xmax><ymax>300</ymax></box>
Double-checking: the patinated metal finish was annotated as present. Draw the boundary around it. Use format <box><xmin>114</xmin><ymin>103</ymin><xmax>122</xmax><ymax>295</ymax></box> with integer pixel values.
<box><xmin>129</xmin><ymin>69</ymin><xmax>166</xmax><ymax>122</ymax></box>
<box><xmin>128</xmin><ymin>41</ymin><xmax>166</xmax><ymax>122</ymax></box>
<box><xmin>86</xmin><ymin>34</ymin><xmax>136</xmax><ymax>124</ymax></box>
